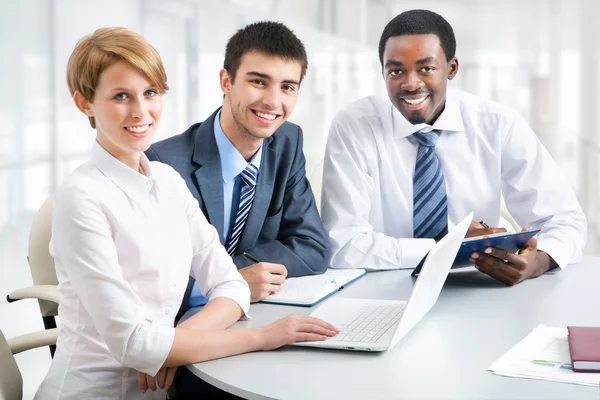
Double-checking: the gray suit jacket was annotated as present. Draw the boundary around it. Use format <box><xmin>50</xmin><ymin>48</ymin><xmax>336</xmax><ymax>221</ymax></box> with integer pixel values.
<box><xmin>146</xmin><ymin>108</ymin><xmax>329</xmax><ymax>315</ymax></box>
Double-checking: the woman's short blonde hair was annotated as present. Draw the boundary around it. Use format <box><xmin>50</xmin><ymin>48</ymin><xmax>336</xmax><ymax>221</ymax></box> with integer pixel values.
<box><xmin>66</xmin><ymin>27</ymin><xmax>169</xmax><ymax>128</ymax></box>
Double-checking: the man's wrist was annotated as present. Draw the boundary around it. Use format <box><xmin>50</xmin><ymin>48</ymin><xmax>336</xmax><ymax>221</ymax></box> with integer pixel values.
<box><xmin>536</xmin><ymin>250</ymin><xmax>558</xmax><ymax>274</ymax></box>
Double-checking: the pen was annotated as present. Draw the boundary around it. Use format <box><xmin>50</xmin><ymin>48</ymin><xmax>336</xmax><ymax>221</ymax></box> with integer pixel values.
<box><xmin>243</xmin><ymin>252</ymin><xmax>261</xmax><ymax>264</ymax></box>
<box><xmin>479</xmin><ymin>220</ymin><xmax>490</xmax><ymax>229</ymax></box>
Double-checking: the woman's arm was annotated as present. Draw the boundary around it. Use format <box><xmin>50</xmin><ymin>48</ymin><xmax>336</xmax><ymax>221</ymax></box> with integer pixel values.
<box><xmin>165</xmin><ymin>313</ymin><xmax>338</xmax><ymax>366</ymax></box>
<box><xmin>140</xmin><ymin>298</ymin><xmax>338</xmax><ymax>392</ymax></box>
<box><xmin>177</xmin><ymin>297</ymin><xmax>242</xmax><ymax>330</ymax></box>
<box><xmin>174</xmin><ymin>168</ymin><xmax>251</xmax><ymax>318</ymax></box>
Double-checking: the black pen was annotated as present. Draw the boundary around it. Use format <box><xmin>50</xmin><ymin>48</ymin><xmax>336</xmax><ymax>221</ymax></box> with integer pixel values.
<box><xmin>244</xmin><ymin>252</ymin><xmax>282</xmax><ymax>291</ymax></box>
<box><xmin>479</xmin><ymin>220</ymin><xmax>490</xmax><ymax>229</ymax></box>
<box><xmin>243</xmin><ymin>252</ymin><xmax>261</xmax><ymax>264</ymax></box>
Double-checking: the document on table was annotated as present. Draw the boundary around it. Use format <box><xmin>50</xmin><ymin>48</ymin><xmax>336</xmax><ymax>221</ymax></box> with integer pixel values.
<box><xmin>488</xmin><ymin>325</ymin><xmax>600</xmax><ymax>386</ymax></box>
<box><xmin>259</xmin><ymin>268</ymin><xmax>366</xmax><ymax>307</ymax></box>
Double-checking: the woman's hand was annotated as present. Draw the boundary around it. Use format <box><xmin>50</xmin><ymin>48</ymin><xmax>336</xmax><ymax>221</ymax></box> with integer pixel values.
<box><xmin>258</xmin><ymin>314</ymin><xmax>339</xmax><ymax>351</ymax></box>
<box><xmin>138</xmin><ymin>366</ymin><xmax>177</xmax><ymax>393</ymax></box>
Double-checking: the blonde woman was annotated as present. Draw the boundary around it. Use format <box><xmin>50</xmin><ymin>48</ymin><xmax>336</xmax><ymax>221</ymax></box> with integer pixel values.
<box><xmin>35</xmin><ymin>27</ymin><xmax>337</xmax><ymax>400</ymax></box>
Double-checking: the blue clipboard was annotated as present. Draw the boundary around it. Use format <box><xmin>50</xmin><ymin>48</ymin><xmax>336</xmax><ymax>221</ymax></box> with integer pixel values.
<box><xmin>411</xmin><ymin>229</ymin><xmax>541</xmax><ymax>276</ymax></box>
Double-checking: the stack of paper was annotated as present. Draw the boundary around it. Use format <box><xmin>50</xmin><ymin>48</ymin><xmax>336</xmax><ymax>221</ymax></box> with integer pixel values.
<box><xmin>489</xmin><ymin>325</ymin><xmax>600</xmax><ymax>386</ymax></box>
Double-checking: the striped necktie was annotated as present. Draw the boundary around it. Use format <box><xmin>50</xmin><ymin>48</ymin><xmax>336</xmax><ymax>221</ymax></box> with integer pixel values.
<box><xmin>412</xmin><ymin>129</ymin><xmax>448</xmax><ymax>241</ymax></box>
<box><xmin>225</xmin><ymin>163</ymin><xmax>259</xmax><ymax>256</ymax></box>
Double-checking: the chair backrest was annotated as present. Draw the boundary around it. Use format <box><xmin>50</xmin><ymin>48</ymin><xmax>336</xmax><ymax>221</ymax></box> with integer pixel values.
<box><xmin>28</xmin><ymin>196</ymin><xmax>58</xmax><ymax>318</ymax></box>
<box><xmin>308</xmin><ymin>158</ymin><xmax>324</xmax><ymax>215</ymax></box>
<box><xmin>499</xmin><ymin>195</ymin><xmax>520</xmax><ymax>232</ymax></box>
<box><xmin>0</xmin><ymin>329</ymin><xmax>22</xmax><ymax>400</ymax></box>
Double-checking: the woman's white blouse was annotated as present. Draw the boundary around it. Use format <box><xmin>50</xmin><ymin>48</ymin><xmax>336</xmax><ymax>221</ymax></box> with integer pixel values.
<box><xmin>35</xmin><ymin>142</ymin><xmax>250</xmax><ymax>400</ymax></box>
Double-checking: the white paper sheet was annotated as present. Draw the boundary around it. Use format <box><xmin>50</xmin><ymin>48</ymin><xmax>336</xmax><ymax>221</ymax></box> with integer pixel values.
<box><xmin>489</xmin><ymin>325</ymin><xmax>600</xmax><ymax>387</ymax></box>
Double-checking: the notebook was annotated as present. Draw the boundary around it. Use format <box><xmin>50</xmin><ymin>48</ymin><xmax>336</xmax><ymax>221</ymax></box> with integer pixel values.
<box><xmin>259</xmin><ymin>268</ymin><xmax>366</xmax><ymax>307</ymax></box>
<box><xmin>412</xmin><ymin>228</ymin><xmax>540</xmax><ymax>276</ymax></box>
<box><xmin>291</xmin><ymin>212</ymin><xmax>473</xmax><ymax>352</ymax></box>
<box><xmin>567</xmin><ymin>326</ymin><xmax>600</xmax><ymax>372</ymax></box>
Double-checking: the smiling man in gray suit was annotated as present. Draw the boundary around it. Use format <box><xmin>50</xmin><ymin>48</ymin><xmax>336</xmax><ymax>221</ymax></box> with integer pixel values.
<box><xmin>146</xmin><ymin>21</ymin><xmax>328</xmax><ymax>398</ymax></box>
<box><xmin>147</xmin><ymin>21</ymin><xmax>328</xmax><ymax>313</ymax></box>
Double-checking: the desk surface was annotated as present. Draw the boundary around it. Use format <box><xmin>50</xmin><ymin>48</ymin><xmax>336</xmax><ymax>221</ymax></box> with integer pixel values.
<box><xmin>184</xmin><ymin>256</ymin><xmax>600</xmax><ymax>400</ymax></box>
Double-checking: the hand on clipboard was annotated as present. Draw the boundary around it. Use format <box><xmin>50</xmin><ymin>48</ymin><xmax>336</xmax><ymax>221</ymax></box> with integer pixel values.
<box><xmin>468</xmin><ymin>226</ymin><xmax>557</xmax><ymax>286</ymax></box>
<box><xmin>412</xmin><ymin>221</ymin><xmax>544</xmax><ymax>286</ymax></box>
<box><xmin>458</xmin><ymin>226</ymin><xmax>540</xmax><ymax>268</ymax></box>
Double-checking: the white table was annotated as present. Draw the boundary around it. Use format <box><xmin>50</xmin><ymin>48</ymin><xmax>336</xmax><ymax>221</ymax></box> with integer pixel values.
<box><xmin>183</xmin><ymin>256</ymin><xmax>600</xmax><ymax>399</ymax></box>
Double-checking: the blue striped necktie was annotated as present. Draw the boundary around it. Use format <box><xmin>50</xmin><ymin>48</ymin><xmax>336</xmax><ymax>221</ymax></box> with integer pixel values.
<box><xmin>226</xmin><ymin>164</ymin><xmax>259</xmax><ymax>256</ymax></box>
<box><xmin>412</xmin><ymin>129</ymin><xmax>448</xmax><ymax>241</ymax></box>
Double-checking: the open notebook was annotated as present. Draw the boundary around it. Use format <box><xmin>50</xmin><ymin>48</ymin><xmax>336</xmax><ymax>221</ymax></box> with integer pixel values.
<box><xmin>260</xmin><ymin>269</ymin><xmax>367</xmax><ymax>307</ymax></box>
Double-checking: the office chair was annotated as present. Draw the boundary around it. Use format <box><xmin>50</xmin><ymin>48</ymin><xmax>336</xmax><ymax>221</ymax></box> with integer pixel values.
<box><xmin>6</xmin><ymin>196</ymin><xmax>59</xmax><ymax>357</ymax></box>
<box><xmin>499</xmin><ymin>197</ymin><xmax>521</xmax><ymax>232</ymax></box>
<box><xmin>0</xmin><ymin>326</ymin><xmax>58</xmax><ymax>400</ymax></box>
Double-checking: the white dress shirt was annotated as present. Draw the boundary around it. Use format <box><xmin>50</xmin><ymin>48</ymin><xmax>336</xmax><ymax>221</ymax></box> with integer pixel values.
<box><xmin>35</xmin><ymin>142</ymin><xmax>250</xmax><ymax>400</ymax></box>
<box><xmin>322</xmin><ymin>90</ymin><xmax>586</xmax><ymax>271</ymax></box>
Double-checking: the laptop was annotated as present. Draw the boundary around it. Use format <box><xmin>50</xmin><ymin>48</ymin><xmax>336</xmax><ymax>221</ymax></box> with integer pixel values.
<box><xmin>292</xmin><ymin>212</ymin><xmax>473</xmax><ymax>352</ymax></box>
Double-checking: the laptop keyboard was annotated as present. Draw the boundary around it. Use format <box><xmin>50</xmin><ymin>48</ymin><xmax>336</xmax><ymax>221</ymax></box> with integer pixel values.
<box><xmin>331</xmin><ymin>303</ymin><xmax>405</xmax><ymax>343</ymax></box>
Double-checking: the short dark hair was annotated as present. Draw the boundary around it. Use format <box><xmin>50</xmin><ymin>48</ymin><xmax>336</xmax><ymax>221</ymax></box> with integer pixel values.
<box><xmin>224</xmin><ymin>21</ymin><xmax>308</xmax><ymax>83</ymax></box>
<box><xmin>378</xmin><ymin>9</ymin><xmax>456</xmax><ymax>65</ymax></box>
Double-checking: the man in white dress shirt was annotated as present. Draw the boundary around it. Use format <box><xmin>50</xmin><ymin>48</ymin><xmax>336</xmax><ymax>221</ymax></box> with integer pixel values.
<box><xmin>321</xmin><ymin>9</ymin><xmax>586</xmax><ymax>285</ymax></box>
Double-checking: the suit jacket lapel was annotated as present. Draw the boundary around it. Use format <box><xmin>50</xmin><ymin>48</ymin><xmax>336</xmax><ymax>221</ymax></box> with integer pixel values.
<box><xmin>192</xmin><ymin>110</ymin><xmax>226</xmax><ymax>243</ymax></box>
<box><xmin>237</xmin><ymin>136</ymin><xmax>276</xmax><ymax>253</ymax></box>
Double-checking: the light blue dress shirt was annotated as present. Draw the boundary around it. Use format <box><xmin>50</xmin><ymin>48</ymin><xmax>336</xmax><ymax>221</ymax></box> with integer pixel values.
<box><xmin>188</xmin><ymin>110</ymin><xmax>263</xmax><ymax>307</ymax></box>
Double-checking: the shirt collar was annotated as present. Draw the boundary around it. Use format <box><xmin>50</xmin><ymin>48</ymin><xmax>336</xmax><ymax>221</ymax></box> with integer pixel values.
<box><xmin>90</xmin><ymin>140</ymin><xmax>155</xmax><ymax>202</ymax></box>
<box><xmin>392</xmin><ymin>90</ymin><xmax>465</xmax><ymax>137</ymax></box>
<box><xmin>213</xmin><ymin>109</ymin><xmax>262</xmax><ymax>183</ymax></box>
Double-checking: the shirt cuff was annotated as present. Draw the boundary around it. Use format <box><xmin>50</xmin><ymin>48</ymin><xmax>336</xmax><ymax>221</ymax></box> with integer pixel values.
<box><xmin>399</xmin><ymin>238</ymin><xmax>435</xmax><ymax>268</ymax></box>
<box><xmin>536</xmin><ymin>236</ymin><xmax>574</xmax><ymax>269</ymax></box>
<box><xmin>208</xmin><ymin>288</ymin><xmax>251</xmax><ymax>321</ymax></box>
<box><xmin>128</xmin><ymin>322</ymin><xmax>175</xmax><ymax>376</ymax></box>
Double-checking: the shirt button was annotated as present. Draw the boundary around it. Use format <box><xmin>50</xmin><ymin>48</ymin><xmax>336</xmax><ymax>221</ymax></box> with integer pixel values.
<box><xmin>164</xmin><ymin>308</ymin><xmax>171</xmax><ymax>315</ymax></box>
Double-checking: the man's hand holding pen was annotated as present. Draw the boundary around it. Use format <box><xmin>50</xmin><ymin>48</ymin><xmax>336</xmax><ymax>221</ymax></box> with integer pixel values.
<box><xmin>239</xmin><ymin>252</ymin><xmax>288</xmax><ymax>302</ymax></box>
<box><xmin>464</xmin><ymin>220</ymin><xmax>507</xmax><ymax>239</ymax></box>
